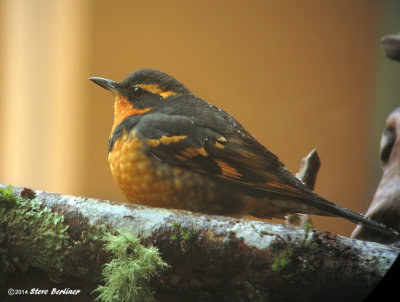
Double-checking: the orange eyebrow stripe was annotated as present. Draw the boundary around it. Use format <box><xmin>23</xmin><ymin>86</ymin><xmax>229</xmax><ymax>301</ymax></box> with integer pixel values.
<box><xmin>135</xmin><ymin>84</ymin><xmax>177</xmax><ymax>99</ymax></box>
<box><xmin>159</xmin><ymin>90</ymin><xmax>177</xmax><ymax>98</ymax></box>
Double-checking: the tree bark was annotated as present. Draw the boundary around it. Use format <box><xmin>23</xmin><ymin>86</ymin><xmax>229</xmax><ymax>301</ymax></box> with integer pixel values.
<box><xmin>0</xmin><ymin>150</ymin><xmax>398</xmax><ymax>302</ymax></box>
<box><xmin>0</xmin><ymin>148</ymin><xmax>398</xmax><ymax>302</ymax></box>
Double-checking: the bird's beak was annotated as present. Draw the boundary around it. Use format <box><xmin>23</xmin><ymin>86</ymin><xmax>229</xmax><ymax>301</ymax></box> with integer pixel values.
<box><xmin>89</xmin><ymin>77</ymin><xmax>119</xmax><ymax>93</ymax></box>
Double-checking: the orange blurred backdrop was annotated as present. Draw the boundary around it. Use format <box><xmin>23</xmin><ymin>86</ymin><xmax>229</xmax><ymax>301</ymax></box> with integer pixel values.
<box><xmin>1</xmin><ymin>0</ymin><xmax>399</xmax><ymax>236</ymax></box>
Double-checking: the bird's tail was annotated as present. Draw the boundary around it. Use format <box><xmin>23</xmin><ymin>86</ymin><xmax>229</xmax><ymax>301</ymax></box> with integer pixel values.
<box><xmin>305</xmin><ymin>195</ymin><xmax>399</xmax><ymax>237</ymax></box>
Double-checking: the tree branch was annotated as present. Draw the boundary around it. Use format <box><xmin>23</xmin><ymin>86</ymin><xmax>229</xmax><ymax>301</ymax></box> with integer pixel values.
<box><xmin>1</xmin><ymin>174</ymin><xmax>398</xmax><ymax>302</ymax></box>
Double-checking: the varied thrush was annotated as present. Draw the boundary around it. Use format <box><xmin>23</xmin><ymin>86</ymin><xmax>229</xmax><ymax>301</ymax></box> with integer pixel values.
<box><xmin>90</xmin><ymin>68</ymin><xmax>397</xmax><ymax>236</ymax></box>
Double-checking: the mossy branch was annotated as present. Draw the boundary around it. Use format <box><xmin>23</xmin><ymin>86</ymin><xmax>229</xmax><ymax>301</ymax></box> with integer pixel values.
<box><xmin>0</xmin><ymin>149</ymin><xmax>398</xmax><ymax>301</ymax></box>
<box><xmin>1</xmin><ymin>183</ymin><xmax>398</xmax><ymax>301</ymax></box>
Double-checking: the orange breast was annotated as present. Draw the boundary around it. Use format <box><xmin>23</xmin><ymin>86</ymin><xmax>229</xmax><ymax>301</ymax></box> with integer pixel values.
<box><xmin>108</xmin><ymin>129</ymin><xmax>216</xmax><ymax>210</ymax></box>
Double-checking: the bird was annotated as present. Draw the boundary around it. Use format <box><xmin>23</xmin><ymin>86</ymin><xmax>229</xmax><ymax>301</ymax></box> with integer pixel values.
<box><xmin>90</xmin><ymin>68</ymin><xmax>397</xmax><ymax>236</ymax></box>
<box><xmin>351</xmin><ymin>107</ymin><xmax>400</xmax><ymax>243</ymax></box>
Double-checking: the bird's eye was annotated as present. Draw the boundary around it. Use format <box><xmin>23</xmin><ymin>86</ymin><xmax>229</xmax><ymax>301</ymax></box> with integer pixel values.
<box><xmin>132</xmin><ymin>86</ymin><xmax>144</xmax><ymax>97</ymax></box>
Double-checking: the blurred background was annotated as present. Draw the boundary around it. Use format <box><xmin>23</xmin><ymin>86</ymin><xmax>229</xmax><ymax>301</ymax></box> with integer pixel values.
<box><xmin>0</xmin><ymin>0</ymin><xmax>399</xmax><ymax>237</ymax></box>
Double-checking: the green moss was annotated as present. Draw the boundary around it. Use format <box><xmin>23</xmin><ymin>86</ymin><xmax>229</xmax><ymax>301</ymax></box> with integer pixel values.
<box><xmin>0</xmin><ymin>185</ymin><xmax>20</xmax><ymax>208</ymax></box>
<box><xmin>270</xmin><ymin>223</ymin><xmax>317</xmax><ymax>273</ymax></box>
<box><xmin>94</xmin><ymin>230</ymin><xmax>170</xmax><ymax>302</ymax></box>
<box><xmin>0</xmin><ymin>186</ymin><xmax>70</xmax><ymax>283</ymax></box>
<box><xmin>303</xmin><ymin>223</ymin><xmax>313</xmax><ymax>243</ymax></box>
<box><xmin>171</xmin><ymin>221</ymin><xmax>197</xmax><ymax>242</ymax></box>
<box><xmin>272</xmin><ymin>248</ymin><xmax>293</xmax><ymax>271</ymax></box>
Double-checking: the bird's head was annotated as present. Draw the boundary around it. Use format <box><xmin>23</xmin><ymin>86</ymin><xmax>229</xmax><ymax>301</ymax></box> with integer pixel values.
<box><xmin>90</xmin><ymin>68</ymin><xmax>189</xmax><ymax>130</ymax></box>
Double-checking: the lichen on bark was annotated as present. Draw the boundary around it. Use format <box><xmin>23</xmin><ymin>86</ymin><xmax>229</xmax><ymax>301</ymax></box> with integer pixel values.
<box><xmin>0</xmin><ymin>186</ymin><xmax>69</xmax><ymax>282</ymax></box>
